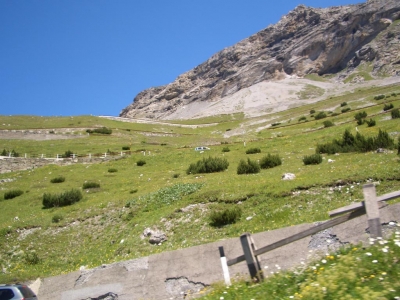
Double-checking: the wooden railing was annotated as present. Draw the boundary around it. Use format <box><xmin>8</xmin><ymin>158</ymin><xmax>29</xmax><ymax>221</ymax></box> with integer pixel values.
<box><xmin>218</xmin><ymin>184</ymin><xmax>400</xmax><ymax>284</ymax></box>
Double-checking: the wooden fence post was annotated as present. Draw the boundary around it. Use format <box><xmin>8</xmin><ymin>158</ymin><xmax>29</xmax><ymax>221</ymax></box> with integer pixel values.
<box><xmin>363</xmin><ymin>183</ymin><xmax>382</xmax><ymax>238</ymax></box>
<box><xmin>240</xmin><ymin>233</ymin><xmax>263</xmax><ymax>282</ymax></box>
<box><xmin>218</xmin><ymin>246</ymin><xmax>231</xmax><ymax>286</ymax></box>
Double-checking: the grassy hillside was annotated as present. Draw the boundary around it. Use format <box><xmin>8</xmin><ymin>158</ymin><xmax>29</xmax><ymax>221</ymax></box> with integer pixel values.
<box><xmin>0</xmin><ymin>83</ymin><xmax>400</xmax><ymax>284</ymax></box>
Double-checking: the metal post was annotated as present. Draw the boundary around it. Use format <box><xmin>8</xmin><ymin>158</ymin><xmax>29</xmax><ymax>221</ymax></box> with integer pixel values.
<box><xmin>240</xmin><ymin>233</ymin><xmax>263</xmax><ymax>282</ymax></box>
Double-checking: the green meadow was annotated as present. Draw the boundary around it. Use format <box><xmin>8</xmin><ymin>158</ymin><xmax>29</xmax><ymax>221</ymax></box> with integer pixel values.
<box><xmin>0</xmin><ymin>82</ymin><xmax>400</xmax><ymax>290</ymax></box>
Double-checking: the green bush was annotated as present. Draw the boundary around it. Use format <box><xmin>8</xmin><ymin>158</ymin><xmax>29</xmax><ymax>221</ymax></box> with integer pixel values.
<box><xmin>340</xmin><ymin>102</ymin><xmax>347</xmax><ymax>107</ymax></box>
<box><xmin>374</xmin><ymin>129</ymin><xmax>395</xmax><ymax>149</ymax></box>
<box><xmin>374</xmin><ymin>94</ymin><xmax>385</xmax><ymax>100</ymax></box>
<box><xmin>52</xmin><ymin>214</ymin><xmax>64</xmax><ymax>223</ymax></box>
<box><xmin>354</xmin><ymin>111</ymin><xmax>367</xmax><ymax>125</ymax></box>
<box><xmin>259</xmin><ymin>154</ymin><xmax>282</xmax><ymax>169</ymax></box>
<box><xmin>366</xmin><ymin>119</ymin><xmax>376</xmax><ymax>127</ymax></box>
<box><xmin>172</xmin><ymin>173</ymin><xmax>180</xmax><ymax>178</ymax></box>
<box><xmin>137</xmin><ymin>159</ymin><xmax>146</xmax><ymax>166</ymax></box>
<box><xmin>24</xmin><ymin>252</ymin><xmax>40</xmax><ymax>265</ymax></box>
<box><xmin>0</xmin><ymin>149</ymin><xmax>19</xmax><ymax>157</ymax></box>
<box><xmin>186</xmin><ymin>156</ymin><xmax>229</xmax><ymax>174</ymax></box>
<box><xmin>298</xmin><ymin>116</ymin><xmax>307</xmax><ymax>122</ymax></box>
<box><xmin>63</xmin><ymin>150</ymin><xmax>73</xmax><ymax>158</ymax></box>
<box><xmin>42</xmin><ymin>189</ymin><xmax>82</xmax><ymax>208</ymax></box>
<box><xmin>303</xmin><ymin>153</ymin><xmax>322</xmax><ymax>165</ymax></box>
<box><xmin>4</xmin><ymin>189</ymin><xmax>24</xmax><ymax>200</ymax></box>
<box><xmin>237</xmin><ymin>158</ymin><xmax>260</xmax><ymax>174</ymax></box>
<box><xmin>108</xmin><ymin>168</ymin><xmax>118</xmax><ymax>173</ymax></box>
<box><xmin>383</xmin><ymin>103</ymin><xmax>394</xmax><ymax>111</ymax></box>
<box><xmin>323</xmin><ymin>120</ymin><xmax>334</xmax><ymax>128</ymax></box>
<box><xmin>86</xmin><ymin>127</ymin><xmax>112</xmax><ymax>135</ymax></box>
<box><xmin>50</xmin><ymin>176</ymin><xmax>65</xmax><ymax>183</ymax></box>
<box><xmin>122</xmin><ymin>146</ymin><xmax>130</xmax><ymax>150</ymax></box>
<box><xmin>391</xmin><ymin>108</ymin><xmax>400</xmax><ymax>119</ymax></box>
<box><xmin>83</xmin><ymin>182</ymin><xmax>100</xmax><ymax>189</ymax></box>
<box><xmin>209</xmin><ymin>206</ymin><xmax>242</xmax><ymax>227</ymax></box>
<box><xmin>245</xmin><ymin>147</ymin><xmax>261</xmax><ymax>154</ymax></box>
<box><xmin>310</xmin><ymin>109</ymin><xmax>316</xmax><ymax>114</ymax></box>
<box><xmin>341</xmin><ymin>107</ymin><xmax>351</xmax><ymax>113</ymax></box>
<box><xmin>222</xmin><ymin>147</ymin><xmax>230</xmax><ymax>152</ymax></box>
<box><xmin>271</xmin><ymin>122</ymin><xmax>281</xmax><ymax>127</ymax></box>
<box><xmin>314</xmin><ymin>112</ymin><xmax>327</xmax><ymax>120</ymax></box>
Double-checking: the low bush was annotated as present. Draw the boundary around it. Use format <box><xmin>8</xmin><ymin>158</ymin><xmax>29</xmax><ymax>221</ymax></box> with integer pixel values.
<box><xmin>209</xmin><ymin>206</ymin><xmax>242</xmax><ymax>227</ymax></box>
<box><xmin>4</xmin><ymin>189</ymin><xmax>24</xmax><ymax>200</ymax></box>
<box><xmin>186</xmin><ymin>156</ymin><xmax>229</xmax><ymax>174</ymax></box>
<box><xmin>52</xmin><ymin>214</ymin><xmax>64</xmax><ymax>223</ymax></box>
<box><xmin>354</xmin><ymin>111</ymin><xmax>367</xmax><ymax>125</ymax></box>
<box><xmin>366</xmin><ymin>119</ymin><xmax>376</xmax><ymax>127</ymax></box>
<box><xmin>303</xmin><ymin>153</ymin><xmax>322</xmax><ymax>165</ymax></box>
<box><xmin>259</xmin><ymin>154</ymin><xmax>282</xmax><ymax>169</ymax></box>
<box><xmin>391</xmin><ymin>108</ymin><xmax>400</xmax><ymax>119</ymax></box>
<box><xmin>108</xmin><ymin>168</ymin><xmax>118</xmax><ymax>173</ymax></box>
<box><xmin>83</xmin><ymin>182</ymin><xmax>100</xmax><ymax>189</ymax></box>
<box><xmin>63</xmin><ymin>150</ymin><xmax>73</xmax><ymax>158</ymax></box>
<box><xmin>323</xmin><ymin>120</ymin><xmax>334</xmax><ymax>128</ymax></box>
<box><xmin>340</xmin><ymin>102</ymin><xmax>348</xmax><ymax>107</ymax></box>
<box><xmin>237</xmin><ymin>158</ymin><xmax>260</xmax><ymax>174</ymax></box>
<box><xmin>42</xmin><ymin>189</ymin><xmax>82</xmax><ymax>208</ymax></box>
<box><xmin>122</xmin><ymin>146</ymin><xmax>130</xmax><ymax>150</ymax></box>
<box><xmin>172</xmin><ymin>173</ymin><xmax>180</xmax><ymax>178</ymax></box>
<box><xmin>24</xmin><ymin>252</ymin><xmax>40</xmax><ymax>265</ymax></box>
<box><xmin>310</xmin><ymin>109</ymin><xmax>316</xmax><ymax>114</ymax></box>
<box><xmin>341</xmin><ymin>107</ymin><xmax>351</xmax><ymax>113</ymax></box>
<box><xmin>245</xmin><ymin>148</ymin><xmax>261</xmax><ymax>154</ymax></box>
<box><xmin>271</xmin><ymin>122</ymin><xmax>281</xmax><ymax>127</ymax></box>
<box><xmin>50</xmin><ymin>176</ymin><xmax>65</xmax><ymax>183</ymax></box>
<box><xmin>314</xmin><ymin>112</ymin><xmax>327</xmax><ymax>120</ymax></box>
<box><xmin>1</xmin><ymin>149</ymin><xmax>19</xmax><ymax>157</ymax></box>
<box><xmin>136</xmin><ymin>159</ymin><xmax>146</xmax><ymax>166</ymax></box>
<box><xmin>383</xmin><ymin>103</ymin><xmax>394</xmax><ymax>111</ymax></box>
<box><xmin>222</xmin><ymin>147</ymin><xmax>230</xmax><ymax>152</ymax></box>
<box><xmin>298</xmin><ymin>116</ymin><xmax>307</xmax><ymax>122</ymax></box>
<box><xmin>86</xmin><ymin>127</ymin><xmax>112</xmax><ymax>135</ymax></box>
<box><xmin>374</xmin><ymin>94</ymin><xmax>385</xmax><ymax>100</ymax></box>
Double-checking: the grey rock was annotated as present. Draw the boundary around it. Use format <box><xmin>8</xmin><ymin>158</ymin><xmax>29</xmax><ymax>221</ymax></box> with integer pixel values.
<box><xmin>120</xmin><ymin>0</ymin><xmax>400</xmax><ymax>120</ymax></box>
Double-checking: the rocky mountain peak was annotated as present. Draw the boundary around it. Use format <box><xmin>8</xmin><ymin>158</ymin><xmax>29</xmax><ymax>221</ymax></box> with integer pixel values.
<box><xmin>120</xmin><ymin>0</ymin><xmax>400</xmax><ymax>120</ymax></box>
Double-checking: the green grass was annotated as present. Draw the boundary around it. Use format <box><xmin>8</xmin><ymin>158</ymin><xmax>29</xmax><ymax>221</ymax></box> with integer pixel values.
<box><xmin>198</xmin><ymin>233</ymin><xmax>400</xmax><ymax>299</ymax></box>
<box><xmin>0</xmin><ymin>83</ymin><xmax>400</xmax><ymax>285</ymax></box>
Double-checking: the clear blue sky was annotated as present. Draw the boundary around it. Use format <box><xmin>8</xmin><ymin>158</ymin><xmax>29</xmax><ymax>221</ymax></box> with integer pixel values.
<box><xmin>1</xmin><ymin>0</ymin><xmax>362</xmax><ymax>117</ymax></box>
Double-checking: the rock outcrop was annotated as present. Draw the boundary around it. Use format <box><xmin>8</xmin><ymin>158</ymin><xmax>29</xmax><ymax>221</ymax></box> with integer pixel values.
<box><xmin>120</xmin><ymin>0</ymin><xmax>400</xmax><ymax>120</ymax></box>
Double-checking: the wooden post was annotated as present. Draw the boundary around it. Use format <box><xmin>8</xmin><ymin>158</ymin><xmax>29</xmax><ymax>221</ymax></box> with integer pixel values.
<box><xmin>218</xmin><ymin>246</ymin><xmax>231</xmax><ymax>286</ymax></box>
<box><xmin>363</xmin><ymin>184</ymin><xmax>382</xmax><ymax>238</ymax></box>
<box><xmin>240</xmin><ymin>233</ymin><xmax>263</xmax><ymax>282</ymax></box>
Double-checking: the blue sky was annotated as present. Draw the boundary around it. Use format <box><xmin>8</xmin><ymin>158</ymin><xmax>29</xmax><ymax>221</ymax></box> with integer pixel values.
<box><xmin>1</xmin><ymin>0</ymin><xmax>362</xmax><ymax>117</ymax></box>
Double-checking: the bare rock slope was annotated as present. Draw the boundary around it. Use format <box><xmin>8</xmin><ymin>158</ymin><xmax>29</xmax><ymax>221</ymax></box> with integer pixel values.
<box><xmin>120</xmin><ymin>0</ymin><xmax>400</xmax><ymax>120</ymax></box>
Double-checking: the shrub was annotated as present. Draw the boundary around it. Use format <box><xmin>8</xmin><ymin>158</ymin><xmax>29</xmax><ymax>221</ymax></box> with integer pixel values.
<box><xmin>271</xmin><ymin>122</ymin><xmax>281</xmax><ymax>127</ymax></box>
<box><xmin>1</xmin><ymin>149</ymin><xmax>19</xmax><ymax>157</ymax></box>
<box><xmin>259</xmin><ymin>154</ymin><xmax>282</xmax><ymax>169</ymax></box>
<box><xmin>341</xmin><ymin>107</ymin><xmax>351</xmax><ymax>113</ymax></box>
<box><xmin>4</xmin><ymin>189</ymin><xmax>24</xmax><ymax>200</ymax></box>
<box><xmin>310</xmin><ymin>109</ymin><xmax>316</xmax><ymax>114</ymax></box>
<box><xmin>331</xmin><ymin>112</ymin><xmax>339</xmax><ymax>116</ymax></box>
<box><xmin>52</xmin><ymin>214</ymin><xmax>64</xmax><ymax>223</ymax></box>
<box><xmin>314</xmin><ymin>112</ymin><xmax>327</xmax><ymax>120</ymax></box>
<box><xmin>186</xmin><ymin>156</ymin><xmax>229</xmax><ymax>174</ymax></box>
<box><xmin>172</xmin><ymin>173</ymin><xmax>180</xmax><ymax>178</ymax></box>
<box><xmin>237</xmin><ymin>158</ymin><xmax>260</xmax><ymax>174</ymax></box>
<box><xmin>42</xmin><ymin>189</ymin><xmax>82</xmax><ymax>208</ymax></box>
<box><xmin>245</xmin><ymin>148</ymin><xmax>261</xmax><ymax>154</ymax></box>
<box><xmin>209</xmin><ymin>206</ymin><xmax>242</xmax><ymax>227</ymax></box>
<box><xmin>222</xmin><ymin>147</ymin><xmax>230</xmax><ymax>152</ymax></box>
<box><xmin>108</xmin><ymin>168</ymin><xmax>118</xmax><ymax>173</ymax></box>
<box><xmin>83</xmin><ymin>182</ymin><xmax>100</xmax><ymax>189</ymax></box>
<box><xmin>366</xmin><ymin>119</ymin><xmax>376</xmax><ymax>127</ymax></box>
<box><xmin>137</xmin><ymin>159</ymin><xmax>146</xmax><ymax>166</ymax></box>
<box><xmin>303</xmin><ymin>153</ymin><xmax>322</xmax><ymax>165</ymax></box>
<box><xmin>391</xmin><ymin>108</ymin><xmax>400</xmax><ymax>119</ymax></box>
<box><xmin>374</xmin><ymin>94</ymin><xmax>385</xmax><ymax>100</ymax></box>
<box><xmin>374</xmin><ymin>129</ymin><xmax>395</xmax><ymax>149</ymax></box>
<box><xmin>50</xmin><ymin>176</ymin><xmax>65</xmax><ymax>183</ymax></box>
<box><xmin>24</xmin><ymin>252</ymin><xmax>40</xmax><ymax>265</ymax></box>
<box><xmin>130</xmin><ymin>189</ymin><xmax>138</xmax><ymax>194</ymax></box>
<box><xmin>323</xmin><ymin>120</ymin><xmax>334</xmax><ymax>128</ymax></box>
<box><xmin>383</xmin><ymin>103</ymin><xmax>394</xmax><ymax>111</ymax></box>
<box><xmin>354</xmin><ymin>111</ymin><xmax>367</xmax><ymax>125</ymax></box>
<box><xmin>63</xmin><ymin>150</ymin><xmax>73</xmax><ymax>158</ymax></box>
<box><xmin>86</xmin><ymin>127</ymin><xmax>112</xmax><ymax>135</ymax></box>
<box><xmin>340</xmin><ymin>102</ymin><xmax>348</xmax><ymax>107</ymax></box>
<box><xmin>298</xmin><ymin>116</ymin><xmax>307</xmax><ymax>122</ymax></box>
<box><xmin>122</xmin><ymin>146</ymin><xmax>130</xmax><ymax>150</ymax></box>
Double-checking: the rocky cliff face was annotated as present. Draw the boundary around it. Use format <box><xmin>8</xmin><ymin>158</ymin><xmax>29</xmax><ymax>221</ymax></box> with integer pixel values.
<box><xmin>120</xmin><ymin>0</ymin><xmax>400</xmax><ymax>120</ymax></box>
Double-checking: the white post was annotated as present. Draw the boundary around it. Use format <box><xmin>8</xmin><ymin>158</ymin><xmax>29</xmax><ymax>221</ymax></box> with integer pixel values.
<box><xmin>219</xmin><ymin>246</ymin><xmax>231</xmax><ymax>286</ymax></box>
<box><xmin>121</xmin><ymin>151</ymin><xmax>123</xmax><ymax>156</ymax></box>
<box><xmin>89</xmin><ymin>153</ymin><xmax>92</xmax><ymax>159</ymax></box>
<box><xmin>25</xmin><ymin>153</ymin><xmax>27</xmax><ymax>158</ymax></box>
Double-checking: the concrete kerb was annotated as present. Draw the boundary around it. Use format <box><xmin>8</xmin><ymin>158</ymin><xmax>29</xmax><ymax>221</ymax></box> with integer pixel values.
<box><xmin>35</xmin><ymin>203</ymin><xmax>400</xmax><ymax>300</ymax></box>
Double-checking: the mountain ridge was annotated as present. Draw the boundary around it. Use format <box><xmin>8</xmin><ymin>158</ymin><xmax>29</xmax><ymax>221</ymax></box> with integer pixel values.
<box><xmin>120</xmin><ymin>0</ymin><xmax>400</xmax><ymax>120</ymax></box>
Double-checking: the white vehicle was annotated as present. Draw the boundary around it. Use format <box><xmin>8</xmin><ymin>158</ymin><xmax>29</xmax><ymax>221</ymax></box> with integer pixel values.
<box><xmin>194</xmin><ymin>146</ymin><xmax>210</xmax><ymax>151</ymax></box>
